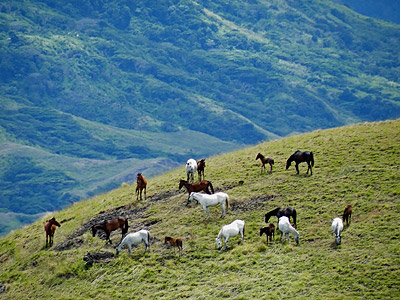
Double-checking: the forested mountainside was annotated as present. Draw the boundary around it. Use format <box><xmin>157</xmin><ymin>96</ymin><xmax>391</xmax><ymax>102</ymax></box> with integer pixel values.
<box><xmin>1</xmin><ymin>0</ymin><xmax>399</xmax><ymax>235</ymax></box>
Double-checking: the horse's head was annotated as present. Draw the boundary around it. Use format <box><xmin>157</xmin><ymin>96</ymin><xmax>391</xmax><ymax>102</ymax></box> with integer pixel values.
<box><xmin>215</xmin><ymin>237</ymin><xmax>222</xmax><ymax>250</ymax></box>
<box><xmin>259</xmin><ymin>227</ymin><xmax>266</xmax><ymax>236</ymax></box>
<box><xmin>49</xmin><ymin>217</ymin><xmax>61</xmax><ymax>227</ymax></box>
<box><xmin>264</xmin><ymin>214</ymin><xmax>270</xmax><ymax>223</ymax></box>
<box><xmin>335</xmin><ymin>234</ymin><xmax>341</xmax><ymax>245</ymax></box>
<box><xmin>256</xmin><ymin>153</ymin><xmax>261</xmax><ymax>160</ymax></box>
<box><xmin>286</xmin><ymin>158</ymin><xmax>292</xmax><ymax>170</ymax></box>
<box><xmin>295</xmin><ymin>234</ymin><xmax>300</xmax><ymax>245</ymax></box>
<box><xmin>178</xmin><ymin>180</ymin><xmax>185</xmax><ymax>190</ymax></box>
<box><xmin>188</xmin><ymin>192</ymin><xmax>195</xmax><ymax>203</ymax></box>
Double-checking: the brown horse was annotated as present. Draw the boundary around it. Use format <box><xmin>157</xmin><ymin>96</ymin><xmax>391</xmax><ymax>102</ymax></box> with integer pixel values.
<box><xmin>343</xmin><ymin>205</ymin><xmax>353</xmax><ymax>226</ymax></box>
<box><xmin>44</xmin><ymin>217</ymin><xmax>61</xmax><ymax>248</ymax></box>
<box><xmin>286</xmin><ymin>150</ymin><xmax>314</xmax><ymax>175</ymax></box>
<box><xmin>197</xmin><ymin>159</ymin><xmax>206</xmax><ymax>181</ymax></box>
<box><xmin>91</xmin><ymin>217</ymin><xmax>129</xmax><ymax>244</ymax></box>
<box><xmin>179</xmin><ymin>179</ymin><xmax>214</xmax><ymax>205</ymax></box>
<box><xmin>136</xmin><ymin>173</ymin><xmax>147</xmax><ymax>201</ymax></box>
<box><xmin>260</xmin><ymin>223</ymin><xmax>275</xmax><ymax>245</ymax></box>
<box><xmin>164</xmin><ymin>236</ymin><xmax>183</xmax><ymax>255</ymax></box>
<box><xmin>256</xmin><ymin>152</ymin><xmax>274</xmax><ymax>173</ymax></box>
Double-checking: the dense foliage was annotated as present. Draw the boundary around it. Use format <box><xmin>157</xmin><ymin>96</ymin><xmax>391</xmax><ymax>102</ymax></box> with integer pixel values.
<box><xmin>0</xmin><ymin>0</ymin><xmax>399</xmax><ymax>234</ymax></box>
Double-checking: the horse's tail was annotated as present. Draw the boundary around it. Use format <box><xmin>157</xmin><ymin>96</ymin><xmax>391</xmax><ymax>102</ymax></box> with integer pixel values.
<box><xmin>208</xmin><ymin>181</ymin><xmax>214</xmax><ymax>194</ymax></box>
<box><xmin>310</xmin><ymin>152</ymin><xmax>314</xmax><ymax>167</ymax></box>
<box><xmin>243</xmin><ymin>224</ymin><xmax>246</xmax><ymax>238</ymax></box>
<box><xmin>147</xmin><ymin>231</ymin><xmax>151</xmax><ymax>249</ymax></box>
<box><xmin>225</xmin><ymin>194</ymin><xmax>229</xmax><ymax>210</ymax></box>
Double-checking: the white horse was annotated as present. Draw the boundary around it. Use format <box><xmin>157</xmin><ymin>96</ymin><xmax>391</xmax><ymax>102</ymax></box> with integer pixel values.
<box><xmin>185</xmin><ymin>159</ymin><xmax>197</xmax><ymax>183</ymax></box>
<box><xmin>278</xmin><ymin>216</ymin><xmax>300</xmax><ymax>245</ymax></box>
<box><xmin>332</xmin><ymin>217</ymin><xmax>343</xmax><ymax>245</ymax></box>
<box><xmin>216</xmin><ymin>219</ymin><xmax>245</xmax><ymax>250</ymax></box>
<box><xmin>188</xmin><ymin>192</ymin><xmax>229</xmax><ymax>219</ymax></box>
<box><xmin>115</xmin><ymin>229</ymin><xmax>150</xmax><ymax>256</ymax></box>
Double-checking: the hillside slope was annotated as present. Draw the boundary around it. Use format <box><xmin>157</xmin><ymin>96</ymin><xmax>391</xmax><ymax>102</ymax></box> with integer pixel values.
<box><xmin>0</xmin><ymin>119</ymin><xmax>399</xmax><ymax>299</ymax></box>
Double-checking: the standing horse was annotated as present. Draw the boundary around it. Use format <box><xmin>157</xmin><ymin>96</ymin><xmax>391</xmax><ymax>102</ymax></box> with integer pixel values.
<box><xmin>136</xmin><ymin>173</ymin><xmax>147</xmax><ymax>201</ymax></box>
<box><xmin>256</xmin><ymin>153</ymin><xmax>274</xmax><ymax>173</ymax></box>
<box><xmin>179</xmin><ymin>179</ymin><xmax>214</xmax><ymax>205</ymax></box>
<box><xmin>343</xmin><ymin>205</ymin><xmax>353</xmax><ymax>226</ymax></box>
<box><xmin>286</xmin><ymin>150</ymin><xmax>314</xmax><ymax>175</ymax></box>
<box><xmin>216</xmin><ymin>219</ymin><xmax>245</xmax><ymax>250</ymax></box>
<box><xmin>278</xmin><ymin>216</ymin><xmax>300</xmax><ymax>245</ymax></box>
<box><xmin>44</xmin><ymin>217</ymin><xmax>61</xmax><ymax>248</ymax></box>
<box><xmin>332</xmin><ymin>217</ymin><xmax>344</xmax><ymax>245</ymax></box>
<box><xmin>185</xmin><ymin>159</ymin><xmax>197</xmax><ymax>183</ymax></box>
<box><xmin>92</xmin><ymin>217</ymin><xmax>129</xmax><ymax>244</ymax></box>
<box><xmin>260</xmin><ymin>223</ymin><xmax>275</xmax><ymax>245</ymax></box>
<box><xmin>265</xmin><ymin>207</ymin><xmax>297</xmax><ymax>228</ymax></box>
<box><xmin>164</xmin><ymin>236</ymin><xmax>183</xmax><ymax>256</ymax></box>
<box><xmin>115</xmin><ymin>229</ymin><xmax>150</xmax><ymax>256</ymax></box>
<box><xmin>188</xmin><ymin>192</ymin><xmax>229</xmax><ymax>219</ymax></box>
<box><xmin>197</xmin><ymin>159</ymin><xmax>206</xmax><ymax>181</ymax></box>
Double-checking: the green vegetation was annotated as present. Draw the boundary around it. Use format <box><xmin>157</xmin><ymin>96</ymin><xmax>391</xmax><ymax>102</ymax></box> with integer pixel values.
<box><xmin>0</xmin><ymin>120</ymin><xmax>398</xmax><ymax>299</ymax></box>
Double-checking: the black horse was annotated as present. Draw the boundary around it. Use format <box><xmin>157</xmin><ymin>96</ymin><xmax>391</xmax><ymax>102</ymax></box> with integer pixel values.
<box><xmin>286</xmin><ymin>150</ymin><xmax>314</xmax><ymax>175</ymax></box>
<box><xmin>265</xmin><ymin>207</ymin><xmax>297</xmax><ymax>228</ymax></box>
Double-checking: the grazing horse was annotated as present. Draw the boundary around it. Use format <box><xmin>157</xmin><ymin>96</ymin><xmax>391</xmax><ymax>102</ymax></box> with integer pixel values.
<box><xmin>343</xmin><ymin>205</ymin><xmax>353</xmax><ymax>226</ymax></box>
<box><xmin>44</xmin><ymin>217</ymin><xmax>61</xmax><ymax>248</ymax></box>
<box><xmin>179</xmin><ymin>179</ymin><xmax>214</xmax><ymax>205</ymax></box>
<box><xmin>286</xmin><ymin>150</ymin><xmax>314</xmax><ymax>175</ymax></box>
<box><xmin>278</xmin><ymin>216</ymin><xmax>300</xmax><ymax>245</ymax></box>
<box><xmin>189</xmin><ymin>192</ymin><xmax>229</xmax><ymax>219</ymax></box>
<box><xmin>256</xmin><ymin>152</ymin><xmax>274</xmax><ymax>173</ymax></box>
<box><xmin>115</xmin><ymin>229</ymin><xmax>150</xmax><ymax>256</ymax></box>
<box><xmin>332</xmin><ymin>217</ymin><xmax>344</xmax><ymax>245</ymax></box>
<box><xmin>265</xmin><ymin>207</ymin><xmax>297</xmax><ymax>228</ymax></box>
<box><xmin>216</xmin><ymin>219</ymin><xmax>245</xmax><ymax>250</ymax></box>
<box><xmin>260</xmin><ymin>223</ymin><xmax>275</xmax><ymax>245</ymax></box>
<box><xmin>197</xmin><ymin>159</ymin><xmax>206</xmax><ymax>181</ymax></box>
<box><xmin>164</xmin><ymin>236</ymin><xmax>183</xmax><ymax>256</ymax></box>
<box><xmin>185</xmin><ymin>159</ymin><xmax>197</xmax><ymax>183</ymax></box>
<box><xmin>92</xmin><ymin>217</ymin><xmax>129</xmax><ymax>244</ymax></box>
<box><xmin>136</xmin><ymin>173</ymin><xmax>147</xmax><ymax>201</ymax></box>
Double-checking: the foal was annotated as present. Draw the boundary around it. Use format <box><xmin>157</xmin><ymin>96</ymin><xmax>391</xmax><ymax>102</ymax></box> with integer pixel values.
<box><xmin>260</xmin><ymin>223</ymin><xmax>275</xmax><ymax>245</ymax></box>
<box><xmin>256</xmin><ymin>152</ymin><xmax>274</xmax><ymax>173</ymax></box>
<box><xmin>164</xmin><ymin>236</ymin><xmax>183</xmax><ymax>256</ymax></box>
<box><xmin>136</xmin><ymin>173</ymin><xmax>147</xmax><ymax>201</ymax></box>
<box><xmin>44</xmin><ymin>217</ymin><xmax>61</xmax><ymax>248</ymax></box>
<box><xmin>197</xmin><ymin>159</ymin><xmax>206</xmax><ymax>181</ymax></box>
<box><xmin>343</xmin><ymin>205</ymin><xmax>352</xmax><ymax>226</ymax></box>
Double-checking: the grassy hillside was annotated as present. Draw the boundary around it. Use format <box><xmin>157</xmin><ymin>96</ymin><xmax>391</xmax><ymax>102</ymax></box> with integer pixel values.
<box><xmin>0</xmin><ymin>120</ymin><xmax>399</xmax><ymax>299</ymax></box>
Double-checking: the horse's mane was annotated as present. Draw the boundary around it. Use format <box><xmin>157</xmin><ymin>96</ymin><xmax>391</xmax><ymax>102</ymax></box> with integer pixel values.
<box><xmin>266</xmin><ymin>207</ymin><xmax>281</xmax><ymax>216</ymax></box>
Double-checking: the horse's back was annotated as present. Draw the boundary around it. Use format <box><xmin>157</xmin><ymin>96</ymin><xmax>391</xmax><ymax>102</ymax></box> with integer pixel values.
<box><xmin>332</xmin><ymin>218</ymin><xmax>343</xmax><ymax>232</ymax></box>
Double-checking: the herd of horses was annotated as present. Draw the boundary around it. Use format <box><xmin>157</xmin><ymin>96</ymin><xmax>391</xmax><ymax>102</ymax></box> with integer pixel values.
<box><xmin>45</xmin><ymin>151</ymin><xmax>352</xmax><ymax>256</ymax></box>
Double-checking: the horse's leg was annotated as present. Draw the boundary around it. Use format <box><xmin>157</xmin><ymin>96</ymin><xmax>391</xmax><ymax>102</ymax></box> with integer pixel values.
<box><xmin>203</xmin><ymin>206</ymin><xmax>208</xmax><ymax>219</ymax></box>
<box><xmin>295</xmin><ymin>163</ymin><xmax>299</xmax><ymax>174</ymax></box>
<box><xmin>144</xmin><ymin>187</ymin><xmax>146</xmax><ymax>200</ymax></box>
<box><xmin>46</xmin><ymin>234</ymin><xmax>48</xmax><ymax>248</ymax></box>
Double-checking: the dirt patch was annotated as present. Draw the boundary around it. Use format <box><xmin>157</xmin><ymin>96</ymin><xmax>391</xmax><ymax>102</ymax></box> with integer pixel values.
<box><xmin>83</xmin><ymin>251</ymin><xmax>114</xmax><ymax>267</ymax></box>
<box><xmin>230</xmin><ymin>194</ymin><xmax>275</xmax><ymax>211</ymax></box>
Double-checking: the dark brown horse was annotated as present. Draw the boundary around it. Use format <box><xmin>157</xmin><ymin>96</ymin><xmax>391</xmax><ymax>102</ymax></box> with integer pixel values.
<box><xmin>91</xmin><ymin>217</ymin><xmax>129</xmax><ymax>244</ymax></box>
<box><xmin>44</xmin><ymin>217</ymin><xmax>61</xmax><ymax>248</ymax></box>
<box><xmin>265</xmin><ymin>207</ymin><xmax>297</xmax><ymax>228</ymax></box>
<box><xmin>286</xmin><ymin>150</ymin><xmax>314</xmax><ymax>175</ymax></box>
<box><xmin>260</xmin><ymin>223</ymin><xmax>275</xmax><ymax>245</ymax></box>
<box><xmin>164</xmin><ymin>236</ymin><xmax>183</xmax><ymax>255</ymax></box>
<box><xmin>343</xmin><ymin>205</ymin><xmax>353</xmax><ymax>226</ymax></box>
<box><xmin>179</xmin><ymin>179</ymin><xmax>214</xmax><ymax>205</ymax></box>
<box><xmin>256</xmin><ymin>152</ymin><xmax>274</xmax><ymax>173</ymax></box>
<box><xmin>197</xmin><ymin>159</ymin><xmax>206</xmax><ymax>181</ymax></box>
<box><xmin>136</xmin><ymin>173</ymin><xmax>147</xmax><ymax>201</ymax></box>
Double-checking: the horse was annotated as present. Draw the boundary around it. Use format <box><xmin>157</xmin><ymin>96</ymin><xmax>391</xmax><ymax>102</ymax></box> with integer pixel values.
<box><xmin>260</xmin><ymin>223</ymin><xmax>275</xmax><ymax>245</ymax></box>
<box><xmin>188</xmin><ymin>192</ymin><xmax>229</xmax><ymax>220</ymax></box>
<box><xmin>332</xmin><ymin>217</ymin><xmax>344</xmax><ymax>245</ymax></box>
<box><xmin>256</xmin><ymin>152</ymin><xmax>274</xmax><ymax>173</ymax></box>
<box><xmin>278</xmin><ymin>216</ymin><xmax>300</xmax><ymax>245</ymax></box>
<box><xmin>136</xmin><ymin>173</ymin><xmax>147</xmax><ymax>201</ymax></box>
<box><xmin>265</xmin><ymin>207</ymin><xmax>297</xmax><ymax>228</ymax></box>
<box><xmin>44</xmin><ymin>217</ymin><xmax>61</xmax><ymax>248</ymax></box>
<box><xmin>179</xmin><ymin>179</ymin><xmax>214</xmax><ymax>205</ymax></box>
<box><xmin>164</xmin><ymin>236</ymin><xmax>183</xmax><ymax>256</ymax></box>
<box><xmin>197</xmin><ymin>159</ymin><xmax>206</xmax><ymax>181</ymax></box>
<box><xmin>185</xmin><ymin>159</ymin><xmax>197</xmax><ymax>183</ymax></box>
<box><xmin>343</xmin><ymin>205</ymin><xmax>352</xmax><ymax>226</ymax></box>
<box><xmin>286</xmin><ymin>150</ymin><xmax>314</xmax><ymax>175</ymax></box>
<box><xmin>115</xmin><ymin>229</ymin><xmax>150</xmax><ymax>256</ymax></box>
<box><xmin>91</xmin><ymin>217</ymin><xmax>129</xmax><ymax>244</ymax></box>
<box><xmin>216</xmin><ymin>219</ymin><xmax>245</xmax><ymax>250</ymax></box>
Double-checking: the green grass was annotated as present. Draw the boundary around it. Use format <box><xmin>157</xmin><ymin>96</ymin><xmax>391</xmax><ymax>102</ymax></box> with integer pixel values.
<box><xmin>0</xmin><ymin>120</ymin><xmax>399</xmax><ymax>299</ymax></box>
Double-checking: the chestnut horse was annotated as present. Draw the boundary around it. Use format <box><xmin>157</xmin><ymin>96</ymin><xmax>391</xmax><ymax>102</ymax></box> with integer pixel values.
<box><xmin>45</xmin><ymin>217</ymin><xmax>61</xmax><ymax>248</ymax></box>
<box><xmin>197</xmin><ymin>159</ymin><xmax>206</xmax><ymax>181</ymax></box>
<box><xmin>260</xmin><ymin>223</ymin><xmax>275</xmax><ymax>245</ymax></box>
<box><xmin>286</xmin><ymin>150</ymin><xmax>314</xmax><ymax>175</ymax></box>
<box><xmin>256</xmin><ymin>152</ymin><xmax>274</xmax><ymax>173</ymax></box>
<box><xmin>164</xmin><ymin>236</ymin><xmax>183</xmax><ymax>256</ymax></box>
<box><xmin>136</xmin><ymin>173</ymin><xmax>147</xmax><ymax>201</ymax></box>
<box><xmin>91</xmin><ymin>217</ymin><xmax>129</xmax><ymax>244</ymax></box>
<box><xmin>179</xmin><ymin>179</ymin><xmax>214</xmax><ymax>205</ymax></box>
<box><xmin>343</xmin><ymin>205</ymin><xmax>353</xmax><ymax>226</ymax></box>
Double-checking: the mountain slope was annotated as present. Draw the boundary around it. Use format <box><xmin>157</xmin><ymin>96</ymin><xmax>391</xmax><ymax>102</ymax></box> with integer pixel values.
<box><xmin>0</xmin><ymin>119</ymin><xmax>399</xmax><ymax>299</ymax></box>
<box><xmin>1</xmin><ymin>0</ymin><xmax>400</xmax><ymax>234</ymax></box>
